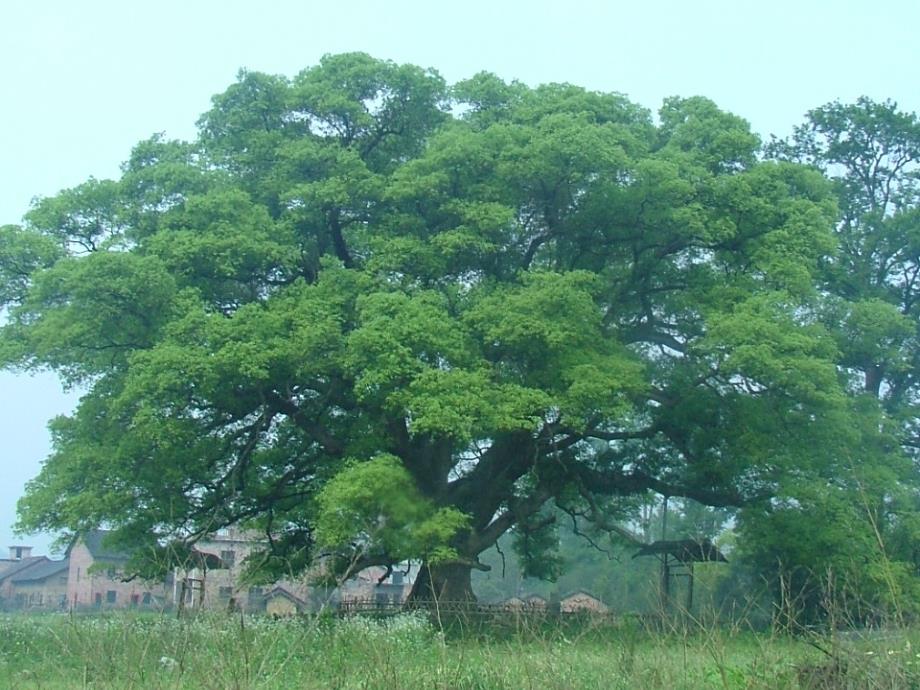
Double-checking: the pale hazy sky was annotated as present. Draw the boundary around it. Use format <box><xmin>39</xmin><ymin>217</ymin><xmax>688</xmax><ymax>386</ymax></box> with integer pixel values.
<box><xmin>2</xmin><ymin>0</ymin><xmax>918</xmax><ymax>555</ymax></box>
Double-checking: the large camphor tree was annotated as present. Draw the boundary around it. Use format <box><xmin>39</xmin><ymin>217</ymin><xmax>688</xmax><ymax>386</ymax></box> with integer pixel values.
<box><xmin>2</xmin><ymin>54</ymin><xmax>870</xmax><ymax>600</ymax></box>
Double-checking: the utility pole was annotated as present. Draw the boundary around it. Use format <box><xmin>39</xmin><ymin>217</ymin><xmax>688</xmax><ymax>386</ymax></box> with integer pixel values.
<box><xmin>660</xmin><ymin>495</ymin><xmax>670</xmax><ymax>608</ymax></box>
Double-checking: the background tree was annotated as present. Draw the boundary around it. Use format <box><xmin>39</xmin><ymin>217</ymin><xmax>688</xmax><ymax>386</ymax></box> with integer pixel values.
<box><xmin>768</xmin><ymin>98</ymin><xmax>920</xmax><ymax>409</ymax></box>
<box><xmin>2</xmin><ymin>54</ymin><xmax>865</xmax><ymax>602</ymax></box>
<box><xmin>742</xmin><ymin>99</ymin><xmax>920</xmax><ymax>622</ymax></box>
<box><xmin>473</xmin><ymin>496</ymin><xmax>734</xmax><ymax>612</ymax></box>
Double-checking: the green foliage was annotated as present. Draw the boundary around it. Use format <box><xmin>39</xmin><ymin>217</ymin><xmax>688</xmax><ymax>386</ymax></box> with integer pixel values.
<box><xmin>658</xmin><ymin>96</ymin><xmax>761</xmax><ymax>172</ymax></box>
<box><xmin>3</xmin><ymin>55</ymin><xmax>905</xmax><ymax>605</ymax></box>
<box><xmin>0</xmin><ymin>224</ymin><xmax>62</xmax><ymax>307</ymax></box>
<box><xmin>2</xmin><ymin>252</ymin><xmax>177</xmax><ymax>385</ymax></box>
<box><xmin>25</xmin><ymin>178</ymin><xmax>127</xmax><ymax>251</ymax></box>
<box><xmin>748</xmin><ymin>98</ymin><xmax>920</xmax><ymax>621</ymax></box>
<box><xmin>315</xmin><ymin>454</ymin><xmax>469</xmax><ymax>566</ymax></box>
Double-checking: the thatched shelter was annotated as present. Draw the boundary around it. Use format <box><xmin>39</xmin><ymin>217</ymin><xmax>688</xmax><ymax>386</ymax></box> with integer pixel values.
<box><xmin>633</xmin><ymin>538</ymin><xmax>728</xmax><ymax>610</ymax></box>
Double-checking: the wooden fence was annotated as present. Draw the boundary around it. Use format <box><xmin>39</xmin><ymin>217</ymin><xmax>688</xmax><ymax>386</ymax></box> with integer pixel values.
<box><xmin>333</xmin><ymin>598</ymin><xmax>623</xmax><ymax>626</ymax></box>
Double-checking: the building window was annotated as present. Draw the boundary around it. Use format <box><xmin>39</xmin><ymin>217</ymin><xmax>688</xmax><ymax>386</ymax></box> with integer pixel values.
<box><xmin>106</xmin><ymin>568</ymin><xmax>117</xmax><ymax>578</ymax></box>
<box><xmin>220</xmin><ymin>550</ymin><xmax>236</xmax><ymax>568</ymax></box>
<box><xmin>247</xmin><ymin>587</ymin><xmax>264</xmax><ymax>610</ymax></box>
<box><xmin>130</xmin><ymin>594</ymin><xmax>140</xmax><ymax>607</ymax></box>
<box><xmin>94</xmin><ymin>593</ymin><xmax>102</xmax><ymax>607</ymax></box>
<box><xmin>142</xmin><ymin>592</ymin><xmax>152</xmax><ymax>606</ymax></box>
<box><xmin>106</xmin><ymin>590</ymin><xmax>117</xmax><ymax>604</ymax></box>
<box><xmin>218</xmin><ymin>586</ymin><xmax>233</xmax><ymax>599</ymax></box>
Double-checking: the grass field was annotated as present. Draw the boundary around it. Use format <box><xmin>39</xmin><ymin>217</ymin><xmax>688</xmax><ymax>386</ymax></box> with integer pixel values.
<box><xmin>1</xmin><ymin>611</ymin><xmax>919</xmax><ymax>689</ymax></box>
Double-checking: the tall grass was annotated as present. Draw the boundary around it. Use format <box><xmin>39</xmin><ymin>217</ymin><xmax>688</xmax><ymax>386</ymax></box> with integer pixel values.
<box><xmin>3</xmin><ymin>610</ymin><xmax>920</xmax><ymax>689</ymax></box>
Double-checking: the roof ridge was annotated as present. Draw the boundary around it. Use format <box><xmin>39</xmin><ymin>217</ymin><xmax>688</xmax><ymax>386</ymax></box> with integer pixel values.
<box><xmin>0</xmin><ymin>556</ymin><xmax>50</xmax><ymax>583</ymax></box>
<box><xmin>9</xmin><ymin>558</ymin><xmax>69</xmax><ymax>583</ymax></box>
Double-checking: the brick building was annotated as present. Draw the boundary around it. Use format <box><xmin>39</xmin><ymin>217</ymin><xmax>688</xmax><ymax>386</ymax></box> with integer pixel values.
<box><xmin>6</xmin><ymin>559</ymin><xmax>69</xmax><ymax>610</ymax></box>
<box><xmin>2</xmin><ymin>531</ymin><xmax>415</xmax><ymax>612</ymax></box>
<box><xmin>66</xmin><ymin>531</ymin><xmax>168</xmax><ymax>610</ymax></box>
<box><xmin>0</xmin><ymin>548</ymin><xmax>52</xmax><ymax>610</ymax></box>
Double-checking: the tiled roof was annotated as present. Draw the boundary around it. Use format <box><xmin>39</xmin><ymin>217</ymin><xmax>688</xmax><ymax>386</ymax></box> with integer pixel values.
<box><xmin>10</xmin><ymin>559</ymin><xmax>69</xmax><ymax>583</ymax></box>
<box><xmin>560</xmin><ymin>589</ymin><xmax>605</xmax><ymax>602</ymax></box>
<box><xmin>264</xmin><ymin>586</ymin><xmax>307</xmax><ymax>607</ymax></box>
<box><xmin>69</xmin><ymin>530</ymin><xmax>130</xmax><ymax>562</ymax></box>
<box><xmin>0</xmin><ymin>557</ymin><xmax>49</xmax><ymax>583</ymax></box>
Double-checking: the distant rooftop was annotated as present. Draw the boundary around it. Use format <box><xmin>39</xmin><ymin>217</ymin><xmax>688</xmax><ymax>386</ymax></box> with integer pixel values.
<box><xmin>0</xmin><ymin>556</ymin><xmax>49</xmax><ymax>583</ymax></box>
<box><xmin>67</xmin><ymin>530</ymin><xmax>130</xmax><ymax>562</ymax></box>
<box><xmin>6</xmin><ymin>545</ymin><xmax>34</xmax><ymax>560</ymax></box>
<box><xmin>9</xmin><ymin>559</ymin><xmax>69</xmax><ymax>583</ymax></box>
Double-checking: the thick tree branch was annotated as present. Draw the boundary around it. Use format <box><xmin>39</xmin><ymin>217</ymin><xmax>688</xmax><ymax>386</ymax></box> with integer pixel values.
<box><xmin>468</xmin><ymin>483</ymin><xmax>556</xmax><ymax>554</ymax></box>
<box><xmin>583</xmin><ymin>425</ymin><xmax>660</xmax><ymax>442</ymax></box>
<box><xmin>327</xmin><ymin>209</ymin><xmax>354</xmax><ymax>268</ymax></box>
<box><xmin>576</xmin><ymin>463</ymin><xmax>752</xmax><ymax>508</ymax></box>
<box><xmin>621</xmin><ymin>322</ymin><xmax>687</xmax><ymax>353</ymax></box>
<box><xmin>265</xmin><ymin>391</ymin><xmax>345</xmax><ymax>456</ymax></box>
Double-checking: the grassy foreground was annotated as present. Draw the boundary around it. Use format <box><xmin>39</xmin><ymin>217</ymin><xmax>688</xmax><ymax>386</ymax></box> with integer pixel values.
<box><xmin>1</xmin><ymin>612</ymin><xmax>919</xmax><ymax>689</ymax></box>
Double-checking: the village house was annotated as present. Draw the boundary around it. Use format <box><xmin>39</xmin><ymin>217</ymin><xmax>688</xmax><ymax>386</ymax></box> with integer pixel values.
<box><xmin>520</xmin><ymin>594</ymin><xmax>547</xmax><ymax>609</ymax></box>
<box><xmin>499</xmin><ymin>592</ymin><xmax>605</xmax><ymax>613</ymax></box>
<box><xmin>6</xmin><ymin>559</ymin><xmax>69</xmax><ymax>610</ymax></box>
<box><xmin>0</xmin><ymin>547</ymin><xmax>51</xmax><ymax>610</ymax></box>
<box><xmin>559</xmin><ymin>589</ymin><xmax>609</xmax><ymax>613</ymax></box>
<box><xmin>66</xmin><ymin>531</ymin><xmax>168</xmax><ymax>610</ymax></box>
<box><xmin>497</xmin><ymin>594</ymin><xmax>547</xmax><ymax>610</ymax></box>
<box><xmin>497</xmin><ymin>595</ymin><xmax>528</xmax><ymax>609</ymax></box>
<box><xmin>178</xmin><ymin>539</ymin><xmax>417</xmax><ymax>611</ymax></box>
<box><xmin>2</xmin><ymin>532</ymin><xmax>417</xmax><ymax>613</ymax></box>
<box><xmin>172</xmin><ymin>527</ymin><xmax>259</xmax><ymax>611</ymax></box>
<box><xmin>171</xmin><ymin>527</ymin><xmax>325</xmax><ymax>613</ymax></box>
<box><xmin>264</xmin><ymin>586</ymin><xmax>308</xmax><ymax>616</ymax></box>
<box><xmin>337</xmin><ymin>564</ymin><xmax>414</xmax><ymax>605</ymax></box>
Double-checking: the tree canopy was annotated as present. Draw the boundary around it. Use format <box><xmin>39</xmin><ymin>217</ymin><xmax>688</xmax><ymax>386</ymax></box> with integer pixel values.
<box><xmin>3</xmin><ymin>54</ymin><xmax>912</xmax><ymax>603</ymax></box>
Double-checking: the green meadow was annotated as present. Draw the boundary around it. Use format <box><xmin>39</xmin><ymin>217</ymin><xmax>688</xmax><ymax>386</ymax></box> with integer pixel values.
<box><xmin>2</xmin><ymin>612</ymin><xmax>919</xmax><ymax>690</ymax></box>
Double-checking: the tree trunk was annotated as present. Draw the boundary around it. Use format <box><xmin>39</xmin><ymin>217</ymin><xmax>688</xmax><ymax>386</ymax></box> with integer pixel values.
<box><xmin>406</xmin><ymin>562</ymin><xmax>475</xmax><ymax>604</ymax></box>
<box><xmin>865</xmin><ymin>365</ymin><xmax>883</xmax><ymax>398</ymax></box>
